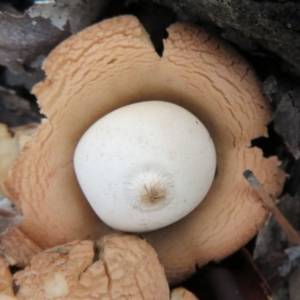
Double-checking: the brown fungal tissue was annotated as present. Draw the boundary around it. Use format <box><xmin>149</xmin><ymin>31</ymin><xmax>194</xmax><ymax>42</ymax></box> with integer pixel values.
<box><xmin>11</xmin><ymin>234</ymin><xmax>169</xmax><ymax>300</ymax></box>
<box><xmin>0</xmin><ymin>123</ymin><xmax>38</xmax><ymax>197</ymax></box>
<box><xmin>0</xmin><ymin>254</ymin><xmax>15</xmax><ymax>299</ymax></box>
<box><xmin>170</xmin><ymin>288</ymin><xmax>198</xmax><ymax>300</ymax></box>
<box><xmin>2</xmin><ymin>15</ymin><xmax>285</xmax><ymax>284</ymax></box>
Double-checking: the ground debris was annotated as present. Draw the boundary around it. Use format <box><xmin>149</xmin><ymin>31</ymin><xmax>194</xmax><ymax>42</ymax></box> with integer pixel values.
<box><xmin>0</xmin><ymin>0</ymin><xmax>109</xmax><ymax>74</ymax></box>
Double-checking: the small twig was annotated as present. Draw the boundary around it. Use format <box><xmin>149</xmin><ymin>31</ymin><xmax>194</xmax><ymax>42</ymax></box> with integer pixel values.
<box><xmin>243</xmin><ymin>170</ymin><xmax>300</xmax><ymax>246</ymax></box>
<box><xmin>34</xmin><ymin>0</ymin><xmax>56</xmax><ymax>4</ymax></box>
<box><xmin>0</xmin><ymin>85</ymin><xmax>16</xmax><ymax>95</ymax></box>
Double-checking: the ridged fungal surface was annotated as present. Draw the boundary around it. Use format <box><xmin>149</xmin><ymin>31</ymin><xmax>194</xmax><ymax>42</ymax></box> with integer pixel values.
<box><xmin>13</xmin><ymin>234</ymin><xmax>169</xmax><ymax>300</ymax></box>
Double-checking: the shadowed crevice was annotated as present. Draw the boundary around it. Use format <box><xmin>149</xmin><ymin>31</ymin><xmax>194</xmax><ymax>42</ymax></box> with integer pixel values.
<box><xmin>122</xmin><ymin>1</ymin><xmax>176</xmax><ymax>57</ymax></box>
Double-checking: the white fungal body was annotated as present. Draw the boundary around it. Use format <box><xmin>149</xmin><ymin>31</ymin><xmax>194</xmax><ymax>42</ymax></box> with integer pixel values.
<box><xmin>74</xmin><ymin>101</ymin><xmax>216</xmax><ymax>232</ymax></box>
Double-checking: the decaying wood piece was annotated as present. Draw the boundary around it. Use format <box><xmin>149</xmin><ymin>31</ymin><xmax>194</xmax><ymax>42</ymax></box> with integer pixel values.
<box><xmin>154</xmin><ymin>0</ymin><xmax>300</xmax><ymax>76</ymax></box>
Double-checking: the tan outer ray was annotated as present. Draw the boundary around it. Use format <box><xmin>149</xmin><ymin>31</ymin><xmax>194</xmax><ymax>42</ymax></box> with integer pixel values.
<box><xmin>4</xmin><ymin>16</ymin><xmax>285</xmax><ymax>283</ymax></box>
<box><xmin>171</xmin><ymin>287</ymin><xmax>198</xmax><ymax>300</ymax></box>
<box><xmin>13</xmin><ymin>234</ymin><xmax>169</xmax><ymax>300</ymax></box>
<box><xmin>0</xmin><ymin>123</ymin><xmax>39</xmax><ymax>199</ymax></box>
<box><xmin>0</xmin><ymin>254</ymin><xmax>15</xmax><ymax>298</ymax></box>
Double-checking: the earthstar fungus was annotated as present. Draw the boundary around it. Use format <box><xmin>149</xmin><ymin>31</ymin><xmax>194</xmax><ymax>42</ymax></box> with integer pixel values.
<box><xmin>3</xmin><ymin>15</ymin><xmax>285</xmax><ymax>283</ymax></box>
